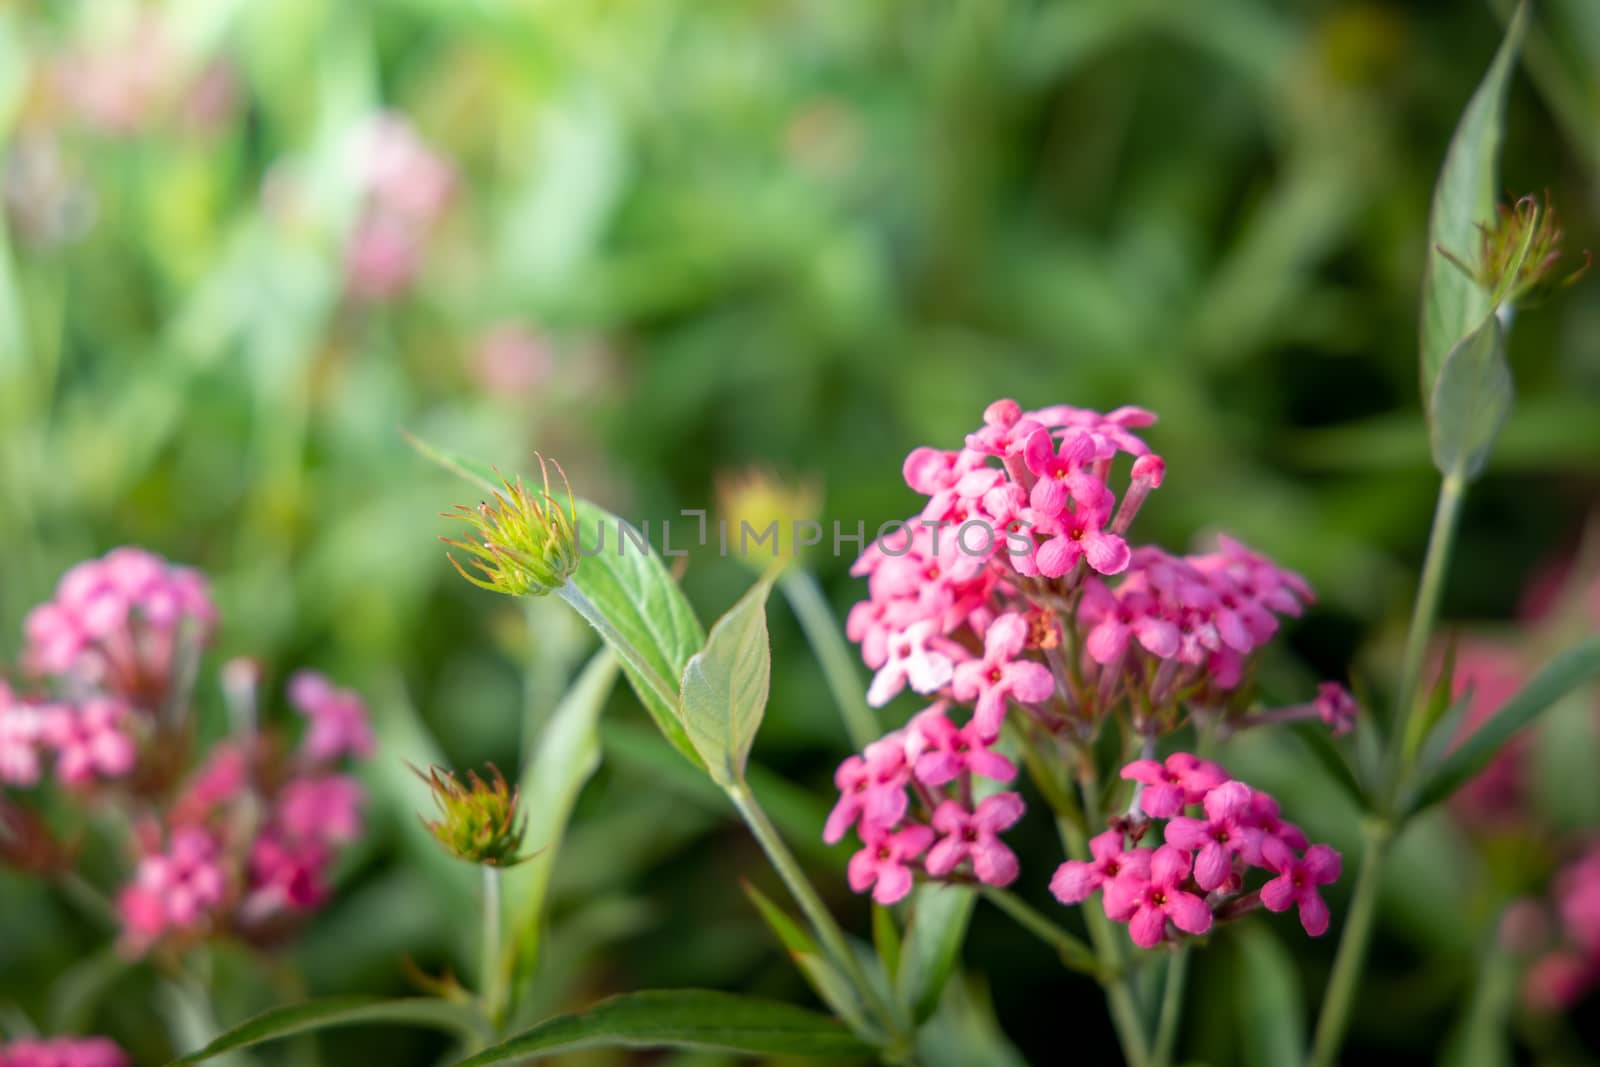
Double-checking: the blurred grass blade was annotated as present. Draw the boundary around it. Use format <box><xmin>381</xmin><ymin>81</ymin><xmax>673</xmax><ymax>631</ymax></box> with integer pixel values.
<box><xmin>872</xmin><ymin>904</ymin><xmax>902</xmax><ymax>984</ymax></box>
<box><xmin>1234</xmin><ymin>924</ymin><xmax>1304</xmax><ymax>1067</ymax></box>
<box><xmin>1429</xmin><ymin>314</ymin><xmax>1511</xmax><ymax>481</ymax></box>
<box><xmin>1408</xmin><ymin>635</ymin><xmax>1600</xmax><ymax>814</ymax></box>
<box><xmin>895</xmin><ymin>883</ymin><xmax>975</xmax><ymax>1024</ymax></box>
<box><xmin>679</xmin><ymin>574</ymin><xmax>775</xmax><ymax>787</ymax></box>
<box><xmin>449</xmin><ymin>990</ymin><xmax>871</xmax><ymax>1065</ymax></box>
<box><xmin>1418</xmin><ymin>1</ymin><xmax>1527</xmax><ymax>396</ymax></box>
<box><xmin>165</xmin><ymin>997</ymin><xmax>489</xmax><ymax>1065</ymax></box>
<box><xmin>743</xmin><ymin>882</ymin><xmax>878</xmax><ymax>1041</ymax></box>
<box><xmin>503</xmin><ymin>650</ymin><xmax>620</xmax><ymax>983</ymax></box>
<box><xmin>1288</xmin><ymin>723</ymin><xmax>1368</xmax><ymax>810</ymax></box>
<box><xmin>404</xmin><ymin>431</ymin><xmax>707</xmax><ymax>765</ymax></box>
<box><xmin>1439</xmin><ymin>938</ymin><xmax>1516</xmax><ymax>1067</ymax></box>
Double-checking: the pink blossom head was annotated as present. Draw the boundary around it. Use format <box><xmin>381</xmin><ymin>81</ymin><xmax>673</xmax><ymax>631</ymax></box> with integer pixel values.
<box><xmin>1121</xmin><ymin>752</ymin><xmax>1228</xmax><ymax>819</ymax></box>
<box><xmin>1314</xmin><ymin>683</ymin><xmax>1358</xmax><ymax>735</ymax></box>
<box><xmin>473</xmin><ymin>323</ymin><xmax>555</xmax><ymax>395</ymax></box>
<box><xmin>1259</xmin><ymin>838</ymin><xmax>1342</xmax><ymax>936</ymax></box>
<box><xmin>288</xmin><ymin>671</ymin><xmax>375</xmax><ymax>763</ymax></box>
<box><xmin>0</xmin><ymin>1036</ymin><xmax>129</xmax><ymax>1067</ymax></box>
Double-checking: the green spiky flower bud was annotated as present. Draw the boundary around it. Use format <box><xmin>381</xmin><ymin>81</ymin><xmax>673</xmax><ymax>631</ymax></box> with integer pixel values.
<box><xmin>415</xmin><ymin>763</ymin><xmax>532</xmax><ymax>867</ymax></box>
<box><xmin>443</xmin><ymin>455</ymin><xmax>580</xmax><ymax>598</ymax></box>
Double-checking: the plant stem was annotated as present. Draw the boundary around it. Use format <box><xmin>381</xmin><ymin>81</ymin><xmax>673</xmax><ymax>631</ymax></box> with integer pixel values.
<box><xmin>780</xmin><ymin>568</ymin><xmax>878</xmax><ymax>751</ymax></box>
<box><xmin>480</xmin><ymin>866</ymin><xmax>506</xmax><ymax>1029</ymax></box>
<box><xmin>980</xmin><ymin>886</ymin><xmax>1102</xmax><ymax>976</ymax></box>
<box><xmin>1392</xmin><ymin>473</ymin><xmax>1466</xmax><ymax>781</ymax></box>
<box><xmin>727</xmin><ymin>782</ymin><xmax>899</xmax><ymax>1038</ymax></box>
<box><xmin>1305</xmin><ymin>820</ymin><xmax>1391</xmax><ymax>1067</ymax></box>
<box><xmin>1151</xmin><ymin>947</ymin><xmax>1189</xmax><ymax>1067</ymax></box>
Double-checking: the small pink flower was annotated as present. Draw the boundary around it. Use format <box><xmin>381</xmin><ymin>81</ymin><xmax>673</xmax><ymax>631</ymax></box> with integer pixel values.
<box><xmin>950</xmin><ymin>614</ymin><xmax>1054</xmax><ymax>737</ymax></box>
<box><xmin>823</xmin><ymin>734</ymin><xmax>911</xmax><ymax>843</ymax></box>
<box><xmin>0</xmin><ymin>686</ymin><xmax>47</xmax><ymax>787</ymax></box>
<box><xmin>117</xmin><ymin>827</ymin><xmax>228</xmax><ymax>950</ymax></box>
<box><xmin>1031</xmin><ymin>479</ymin><xmax>1130</xmax><ymax>577</ymax></box>
<box><xmin>277</xmin><ymin>775</ymin><xmax>364</xmax><ymax>846</ymax></box>
<box><xmin>1163</xmin><ymin>780</ymin><xmax>1259</xmax><ymax>891</ymax></box>
<box><xmin>1260</xmin><ymin>838</ymin><xmax>1342</xmax><ymax>936</ymax></box>
<box><xmin>866</xmin><ymin>620</ymin><xmax>955</xmax><ymax>708</ymax></box>
<box><xmin>289</xmin><ymin>671</ymin><xmax>375</xmax><ymax>762</ymax></box>
<box><xmin>43</xmin><ymin>698</ymin><xmax>136</xmax><ymax>786</ymax></box>
<box><xmin>906</xmin><ymin>705</ymin><xmax>1016</xmax><ymax>786</ymax></box>
<box><xmin>1079</xmin><ymin>581</ymin><xmax>1179</xmax><ymax>663</ymax></box>
<box><xmin>1121</xmin><ymin>753</ymin><xmax>1228</xmax><ymax>819</ymax></box>
<box><xmin>1314</xmin><ymin>683</ymin><xmax>1357</xmax><ymax>735</ymax></box>
<box><xmin>0</xmin><ymin>1035</ymin><xmax>129</xmax><ymax>1067</ymax></box>
<box><xmin>848</xmin><ymin>824</ymin><xmax>935</xmax><ymax>905</ymax></box>
<box><xmin>1238</xmin><ymin>791</ymin><xmax>1310</xmax><ymax>858</ymax></box>
<box><xmin>1051</xmin><ymin>830</ymin><xmax>1143</xmax><ymax>906</ymax></box>
<box><xmin>1114</xmin><ymin>844</ymin><xmax>1213</xmax><ymax>948</ymax></box>
<box><xmin>1523</xmin><ymin>951</ymin><xmax>1594</xmax><ymax>1014</ymax></box>
<box><xmin>925</xmin><ymin>794</ymin><xmax>1025</xmax><ymax>886</ymax></box>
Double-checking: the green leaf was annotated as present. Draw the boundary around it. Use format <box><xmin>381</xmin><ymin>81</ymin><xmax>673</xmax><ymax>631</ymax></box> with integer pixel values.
<box><xmin>502</xmin><ymin>650</ymin><xmax>620</xmax><ymax>980</ymax></box>
<box><xmin>1429</xmin><ymin>314</ymin><xmax>1512</xmax><ymax>481</ymax></box>
<box><xmin>1234</xmin><ymin>925</ymin><xmax>1304</xmax><ymax>1067</ymax></box>
<box><xmin>872</xmin><ymin>904</ymin><xmax>903</xmax><ymax>985</ymax></box>
<box><xmin>404</xmin><ymin>431</ymin><xmax>706</xmax><ymax>766</ymax></box>
<box><xmin>449</xmin><ymin>990</ymin><xmax>871</xmax><ymax>1065</ymax></box>
<box><xmin>679</xmin><ymin>575</ymin><xmax>775</xmax><ymax>788</ymax></box>
<box><xmin>1408</xmin><ymin>635</ymin><xmax>1600</xmax><ymax>814</ymax></box>
<box><xmin>1288</xmin><ymin>722</ymin><xmax>1368</xmax><ymax>810</ymax></box>
<box><xmin>165</xmin><ymin>997</ymin><xmax>488</xmax><ymax>1065</ymax></box>
<box><xmin>895</xmin><ymin>883</ymin><xmax>976</xmax><ymax>1025</ymax></box>
<box><xmin>1418</xmin><ymin>2</ymin><xmax>1527</xmax><ymax>395</ymax></box>
<box><xmin>1440</xmin><ymin>939</ymin><xmax>1517</xmax><ymax>1067</ymax></box>
<box><xmin>743</xmin><ymin>882</ymin><xmax>878</xmax><ymax>1041</ymax></box>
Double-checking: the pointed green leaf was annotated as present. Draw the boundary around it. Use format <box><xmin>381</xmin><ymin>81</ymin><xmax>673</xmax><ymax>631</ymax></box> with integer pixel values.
<box><xmin>165</xmin><ymin>997</ymin><xmax>488</xmax><ymax>1065</ymax></box>
<box><xmin>1288</xmin><ymin>722</ymin><xmax>1368</xmax><ymax>810</ymax></box>
<box><xmin>503</xmin><ymin>650</ymin><xmax>620</xmax><ymax>979</ymax></box>
<box><xmin>1408</xmin><ymin>635</ymin><xmax>1600</xmax><ymax>815</ymax></box>
<box><xmin>404</xmin><ymin>431</ymin><xmax>706</xmax><ymax>766</ymax></box>
<box><xmin>872</xmin><ymin>904</ymin><xmax>902</xmax><ymax>984</ymax></box>
<box><xmin>895</xmin><ymin>883</ymin><xmax>975</xmax><ymax>1024</ymax></box>
<box><xmin>679</xmin><ymin>575</ymin><xmax>775</xmax><ymax>788</ymax></box>
<box><xmin>743</xmin><ymin>882</ymin><xmax>877</xmax><ymax>1041</ymax></box>
<box><xmin>1419</xmin><ymin>2</ymin><xmax>1527</xmax><ymax>395</ymax></box>
<box><xmin>1429</xmin><ymin>314</ymin><xmax>1512</xmax><ymax>481</ymax></box>
<box><xmin>449</xmin><ymin>990</ymin><xmax>871</xmax><ymax>1065</ymax></box>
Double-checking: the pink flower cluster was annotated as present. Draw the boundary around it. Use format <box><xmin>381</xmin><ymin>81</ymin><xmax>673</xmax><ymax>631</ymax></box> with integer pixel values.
<box><xmin>0</xmin><ymin>1036</ymin><xmax>126</xmax><ymax>1067</ymax></box>
<box><xmin>0</xmin><ymin>548</ymin><xmax>373</xmax><ymax>958</ymax></box>
<box><xmin>1516</xmin><ymin>844</ymin><xmax>1600</xmax><ymax>1013</ymax></box>
<box><xmin>345</xmin><ymin>113</ymin><xmax>456</xmax><ymax>301</ymax></box>
<box><xmin>826</xmin><ymin>704</ymin><xmax>1024</xmax><ymax>904</ymax></box>
<box><xmin>116</xmin><ymin>670</ymin><xmax>369</xmax><ymax>953</ymax></box>
<box><xmin>1051</xmin><ymin>754</ymin><xmax>1341</xmax><ymax>947</ymax></box>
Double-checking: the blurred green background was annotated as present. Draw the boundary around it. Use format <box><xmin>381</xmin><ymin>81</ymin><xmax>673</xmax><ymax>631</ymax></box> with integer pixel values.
<box><xmin>1</xmin><ymin>0</ymin><xmax>1597</xmax><ymax>1063</ymax></box>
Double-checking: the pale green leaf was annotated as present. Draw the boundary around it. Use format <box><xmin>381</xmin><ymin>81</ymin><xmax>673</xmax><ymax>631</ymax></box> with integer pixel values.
<box><xmin>1235</xmin><ymin>924</ymin><xmax>1304</xmax><ymax>1067</ymax></box>
<box><xmin>895</xmin><ymin>883</ymin><xmax>976</xmax><ymax>1025</ymax></box>
<box><xmin>679</xmin><ymin>575</ymin><xmax>775</xmax><ymax>788</ymax></box>
<box><xmin>1429</xmin><ymin>314</ymin><xmax>1512</xmax><ymax>481</ymax></box>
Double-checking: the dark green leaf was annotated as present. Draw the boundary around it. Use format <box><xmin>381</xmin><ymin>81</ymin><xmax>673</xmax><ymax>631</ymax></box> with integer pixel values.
<box><xmin>1408</xmin><ymin>635</ymin><xmax>1600</xmax><ymax>814</ymax></box>
<box><xmin>165</xmin><ymin>997</ymin><xmax>488</xmax><ymax>1065</ymax></box>
<box><xmin>1234</xmin><ymin>925</ymin><xmax>1304</xmax><ymax>1067</ymax></box>
<box><xmin>743</xmin><ymin>882</ymin><xmax>877</xmax><ymax>1041</ymax></box>
<box><xmin>1418</xmin><ymin>2</ymin><xmax>1527</xmax><ymax>395</ymax></box>
<box><xmin>872</xmin><ymin>904</ymin><xmax>902</xmax><ymax>984</ymax></box>
<box><xmin>449</xmin><ymin>990</ymin><xmax>871</xmax><ymax>1065</ymax></box>
<box><xmin>679</xmin><ymin>575</ymin><xmax>775</xmax><ymax>787</ymax></box>
<box><xmin>895</xmin><ymin>883</ymin><xmax>975</xmax><ymax>1024</ymax></box>
<box><xmin>1288</xmin><ymin>722</ymin><xmax>1368</xmax><ymax>810</ymax></box>
<box><xmin>1429</xmin><ymin>314</ymin><xmax>1512</xmax><ymax>481</ymax></box>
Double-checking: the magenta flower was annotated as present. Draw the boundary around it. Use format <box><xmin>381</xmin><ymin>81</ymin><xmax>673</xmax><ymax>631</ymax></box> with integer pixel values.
<box><xmin>118</xmin><ymin>827</ymin><xmax>227</xmax><ymax>949</ymax></box>
<box><xmin>277</xmin><ymin>775</ymin><xmax>365</xmax><ymax>846</ymax></box>
<box><xmin>0</xmin><ymin>686</ymin><xmax>47</xmax><ymax>787</ymax></box>
<box><xmin>907</xmin><ymin>705</ymin><xmax>1016</xmax><ymax>786</ymax></box>
<box><xmin>1032</xmin><ymin>482</ymin><xmax>1130</xmax><ymax>577</ymax></box>
<box><xmin>1051</xmin><ymin>830</ymin><xmax>1147</xmax><ymax>908</ymax></box>
<box><xmin>289</xmin><ymin>671</ymin><xmax>376</xmax><ymax>763</ymax></box>
<box><xmin>950</xmin><ymin>613</ymin><xmax>1054</xmax><ymax>737</ymax></box>
<box><xmin>925</xmin><ymin>793</ymin><xmax>1025</xmax><ymax>886</ymax></box>
<box><xmin>1079</xmin><ymin>581</ymin><xmax>1179</xmax><ymax>664</ymax></box>
<box><xmin>1314</xmin><ymin>683</ymin><xmax>1358</xmax><ymax>735</ymax></box>
<box><xmin>43</xmin><ymin>698</ymin><xmax>136</xmax><ymax>786</ymax></box>
<box><xmin>1121</xmin><ymin>753</ymin><xmax>1228</xmax><ymax>819</ymax></box>
<box><xmin>866</xmin><ymin>620</ymin><xmax>955</xmax><ymax>708</ymax></box>
<box><xmin>1239</xmin><ymin>791</ymin><xmax>1310</xmax><ymax>859</ymax></box>
<box><xmin>0</xmin><ymin>1035</ymin><xmax>129</xmax><ymax>1067</ymax></box>
<box><xmin>848</xmin><ymin>824</ymin><xmax>935</xmax><ymax>905</ymax></box>
<box><xmin>1260</xmin><ymin>838</ymin><xmax>1342</xmax><ymax>936</ymax></box>
<box><xmin>1163</xmin><ymin>780</ymin><xmax>1258</xmax><ymax>891</ymax></box>
<box><xmin>823</xmin><ymin>734</ymin><xmax>911</xmax><ymax>843</ymax></box>
<box><xmin>1112</xmin><ymin>844</ymin><xmax>1213</xmax><ymax>948</ymax></box>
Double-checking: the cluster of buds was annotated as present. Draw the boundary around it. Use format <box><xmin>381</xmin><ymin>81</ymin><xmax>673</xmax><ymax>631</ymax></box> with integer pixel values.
<box><xmin>0</xmin><ymin>548</ymin><xmax>372</xmax><ymax>958</ymax></box>
<box><xmin>344</xmin><ymin>113</ymin><xmax>456</xmax><ymax>301</ymax></box>
<box><xmin>444</xmin><ymin>457</ymin><xmax>580</xmax><ymax>598</ymax></box>
<box><xmin>1510</xmin><ymin>843</ymin><xmax>1600</xmax><ymax>1013</ymax></box>
<box><xmin>416</xmin><ymin>763</ymin><xmax>531</xmax><ymax>867</ymax></box>
<box><xmin>826</xmin><ymin>702</ymin><xmax>1023</xmax><ymax>904</ymax></box>
<box><xmin>0</xmin><ymin>1035</ymin><xmax>127</xmax><ymax>1067</ymax></box>
<box><xmin>1052</xmin><ymin>754</ymin><xmax>1341</xmax><ymax>947</ymax></box>
<box><xmin>1439</xmin><ymin>193</ymin><xmax>1590</xmax><ymax>309</ymax></box>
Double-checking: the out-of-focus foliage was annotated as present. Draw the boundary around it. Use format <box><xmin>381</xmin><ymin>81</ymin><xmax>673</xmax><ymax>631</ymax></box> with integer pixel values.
<box><xmin>0</xmin><ymin>0</ymin><xmax>1596</xmax><ymax>1063</ymax></box>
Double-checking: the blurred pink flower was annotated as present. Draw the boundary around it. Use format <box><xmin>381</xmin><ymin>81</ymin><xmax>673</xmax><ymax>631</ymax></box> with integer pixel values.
<box><xmin>288</xmin><ymin>670</ymin><xmax>376</xmax><ymax>763</ymax></box>
<box><xmin>0</xmin><ymin>1035</ymin><xmax>129</xmax><ymax>1067</ymax></box>
<box><xmin>472</xmin><ymin>324</ymin><xmax>555</xmax><ymax>395</ymax></box>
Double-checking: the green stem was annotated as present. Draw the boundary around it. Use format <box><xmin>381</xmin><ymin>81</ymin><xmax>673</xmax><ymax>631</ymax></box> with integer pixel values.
<box><xmin>1305</xmin><ymin>821</ymin><xmax>1391</xmax><ymax>1067</ymax></box>
<box><xmin>727</xmin><ymin>782</ymin><xmax>900</xmax><ymax>1039</ymax></box>
<box><xmin>1151</xmin><ymin>948</ymin><xmax>1189</xmax><ymax>1067</ymax></box>
<box><xmin>980</xmin><ymin>886</ymin><xmax>1101</xmax><ymax>977</ymax></box>
<box><xmin>557</xmin><ymin>582</ymin><xmax>681</xmax><ymax>716</ymax></box>
<box><xmin>1392</xmin><ymin>473</ymin><xmax>1466</xmax><ymax>782</ymax></box>
<box><xmin>480</xmin><ymin>866</ymin><xmax>507</xmax><ymax>1030</ymax></box>
<box><xmin>780</xmin><ymin>569</ymin><xmax>879</xmax><ymax>751</ymax></box>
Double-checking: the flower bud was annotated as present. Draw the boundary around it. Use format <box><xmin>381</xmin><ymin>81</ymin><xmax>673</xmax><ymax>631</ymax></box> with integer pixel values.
<box><xmin>444</xmin><ymin>455</ymin><xmax>579</xmax><ymax>598</ymax></box>
<box><xmin>1440</xmin><ymin>193</ymin><xmax>1591</xmax><ymax>308</ymax></box>
<box><xmin>415</xmin><ymin>763</ymin><xmax>530</xmax><ymax>867</ymax></box>
<box><xmin>716</xmin><ymin>468</ymin><xmax>822</xmax><ymax>572</ymax></box>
